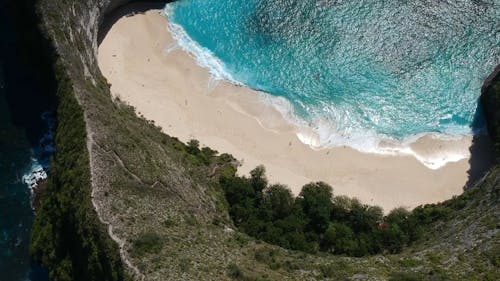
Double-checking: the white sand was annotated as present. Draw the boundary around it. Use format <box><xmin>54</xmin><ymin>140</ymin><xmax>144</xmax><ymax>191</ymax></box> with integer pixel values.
<box><xmin>98</xmin><ymin>9</ymin><xmax>475</xmax><ymax>211</ymax></box>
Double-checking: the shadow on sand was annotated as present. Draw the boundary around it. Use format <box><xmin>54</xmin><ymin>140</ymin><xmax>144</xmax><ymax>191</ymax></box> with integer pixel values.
<box><xmin>465</xmin><ymin>66</ymin><xmax>500</xmax><ymax>189</ymax></box>
<box><xmin>464</xmin><ymin>134</ymin><xmax>495</xmax><ymax>189</ymax></box>
<box><xmin>98</xmin><ymin>1</ymin><xmax>170</xmax><ymax>47</ymax></box>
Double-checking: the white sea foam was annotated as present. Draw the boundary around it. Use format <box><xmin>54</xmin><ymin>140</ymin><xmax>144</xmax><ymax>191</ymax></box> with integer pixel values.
<box><xmin>260</xmin><ymin>93</ymin><xmax>471</xmax><ymax>170</ymax></box>
<box><xmin>164</xmin><ymin>5</ymin><xmax>241</xmax><ymax>85</ymax></box>
<box><xmin>22</xmin><ymin>158</ymin><xmax>43</xmax><ymax>193</ymax></box>
<box><xmin>164</xmin><ymin>5</ymin><xmax>472</xmax><ymax>170</ymax></box>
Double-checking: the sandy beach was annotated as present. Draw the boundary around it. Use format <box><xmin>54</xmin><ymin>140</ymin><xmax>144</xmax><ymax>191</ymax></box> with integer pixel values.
<box><xmin>97</xmin><ymin>8</ymin><xmax>488</xmax><ymax>211</ymax></box>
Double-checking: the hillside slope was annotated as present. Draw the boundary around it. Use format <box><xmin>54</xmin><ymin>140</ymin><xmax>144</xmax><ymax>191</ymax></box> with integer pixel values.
<box><xmin>30</xmin><ymin>0</ymin><xmax>499</xmax><ymax>280</ymax></box>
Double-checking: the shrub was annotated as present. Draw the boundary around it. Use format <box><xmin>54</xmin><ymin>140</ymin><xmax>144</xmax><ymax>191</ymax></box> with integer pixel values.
<box><xmin>227</xmin><ymin>263</ymin><xmax>243</xmax><ymax>279</ymax></box>
<box><xmin>132</xmin><ymin>232</ymin><xmax>163</xmax><ymax>257</ymax></box>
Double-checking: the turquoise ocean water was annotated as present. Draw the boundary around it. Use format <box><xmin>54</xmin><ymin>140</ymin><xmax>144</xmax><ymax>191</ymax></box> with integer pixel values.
<box><xmin>166</xmin><ymin>0</ymin><xmax>499</xmax><ymax>154</ymax></box>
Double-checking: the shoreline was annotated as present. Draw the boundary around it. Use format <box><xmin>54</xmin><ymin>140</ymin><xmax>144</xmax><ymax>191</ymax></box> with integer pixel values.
<box><xmin>97</xmin><ymin>8</ymin><xmax>493</xmax><ymax>211</ymax></box>
<box><xmin>164</xmin><ymin>11</ymin><xmax>479</xmax><ymax>171</ymax></box>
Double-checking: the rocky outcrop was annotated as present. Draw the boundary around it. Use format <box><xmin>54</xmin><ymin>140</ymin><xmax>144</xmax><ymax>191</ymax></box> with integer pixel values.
<box><xmin>104</xmin><ymin>0</ymin><xmax>137</xmax><ymax>14</ymax></box>
<box><xmin>481</xmin><ymin>65</ymin><xmax>500</xmax><ymax>145</ymax></box>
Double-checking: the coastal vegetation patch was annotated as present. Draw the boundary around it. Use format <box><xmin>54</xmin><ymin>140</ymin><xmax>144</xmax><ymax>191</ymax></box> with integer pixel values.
<box><xmin>219</xmin><ymin>164</ymin><xmax>488</xmax><ymax>257</ymax></box>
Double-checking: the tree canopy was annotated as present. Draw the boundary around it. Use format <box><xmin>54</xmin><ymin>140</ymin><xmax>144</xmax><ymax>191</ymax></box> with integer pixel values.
<box><xmin>220</xmin><ymin>166</ymin><xmax>435</xmax><ymax>256</ymax></box>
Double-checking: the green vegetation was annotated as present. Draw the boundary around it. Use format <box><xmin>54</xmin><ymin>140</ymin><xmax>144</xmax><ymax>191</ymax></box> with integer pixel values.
<box><xmin>221</xmin><ymin>166</ymin><xmax>419</xmax><ymax>256</ymax></box>
<box><xmin>227</xmin><ymin>263</ymin><xmax>243</xmax><ymax>279</ymax></box>
<box><xmin>30</xmin><ymin>59</ymin><xmax>127</xmax><ymax>281</ymax></box>
<box><xmin>221</xmin><ymin>163</ymin><xmax>495</xmax><ymax>259</ymax></box>
<box><xmin>131</xmin><ymin>232</ymin><xmax>163</xmax><ymax>257</ymax></box>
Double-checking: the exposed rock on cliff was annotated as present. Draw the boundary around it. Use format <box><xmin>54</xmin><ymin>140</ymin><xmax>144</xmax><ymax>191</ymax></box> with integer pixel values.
<box><xmin>481</xmin><ymin>65</ymin><xmax>500</xmax><ymax>146</ymax></box>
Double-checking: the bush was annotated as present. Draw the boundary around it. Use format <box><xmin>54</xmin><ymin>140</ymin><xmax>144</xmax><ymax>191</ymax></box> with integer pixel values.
<box><xmin>227</xmin><ymin>263</ymin><xmax>243</xmax><ymax>279</ymax></box>
<box><xmin>132</xmin><ymin>232</ymin><xmax>163</xmax><ymax>256</ymax></box>
<box><xmin>319</xmin><ymin>264</ymin><xmax>336</xmax><ymax>278</ymax></box>
<box><xmin>299</xmin><ymin>182</ymin><xmax>333</xmax><ymax>233</ymax></box>
<box><xmin>389</xmin><ymin>272</ymin><xmax>425</xmax><ymax>281</ymax></box>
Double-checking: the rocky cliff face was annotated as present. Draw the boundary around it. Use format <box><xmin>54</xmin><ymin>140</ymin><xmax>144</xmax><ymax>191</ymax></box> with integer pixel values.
<box><xmin>105</xmin><ymin>0</ymin><xmax>137</xmax><ymax>13</ymax></box>
<box><xmin>32</xmin><ymin>0</ymin><xmax>499</xmax><ymax>280</ymax></box>
<box><xmin>481</xmin><ymin>65</ymin><xmax>500</xmax><ymax>146</ymax></box>
<box><xmin>41</xmin><ymin>0</ymin><xmax>128</xmax><ymax>82</ymax></box>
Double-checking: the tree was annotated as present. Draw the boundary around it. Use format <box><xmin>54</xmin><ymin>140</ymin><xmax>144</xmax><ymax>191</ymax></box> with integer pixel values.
<box><xmin>323</xmin><ymin>222</ymin><xmax>356</xmax><ymax>254</ymax></box>
<box><xmin>378</xmin><ymin>224</ymin><xmax>408</xmax><ymax>253</ymax></box>
<box><xmin>221</xmin><ymin>176</ymin><xmax>257</xmax><ymax>225</ymax></box>
<box><xmin>250</xmin><ymin>165</ymin><xmax>268</xmax><ymax>195</ymax></box>
<box><xmin>386</xmin><ymin>207</ymin><xmax>410</xmax><ymax>226</ymax></box>
<box><xmin>264</xmin><ymin>184</ymin><xmax>294</xmax><ymax>220</ymax></box>
<box><xmin>331</xmin><ymin>195</ymin><xmax>353</xmax><ymax>221</ymax></box>
<box><xmin>186</xmin><ymin>139</ymin><xmax>200</xmax><ymax>155</ymax></box>
<box><xmin>323</xmin><ymin>223</ymin><xmax>338</xmax><ymax>252</ymax></box>
<box><xmin>298</xmin><ymin>182</ymin><xmax>333</xmax><ymax>233</ymax></box>
<box><xmin>347</xmin><ymin>201</ymin><xmax>383</xmax><ymax>233</ymax></box>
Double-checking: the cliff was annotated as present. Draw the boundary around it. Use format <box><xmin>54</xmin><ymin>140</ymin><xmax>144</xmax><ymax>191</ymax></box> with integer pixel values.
<box><xmin>481</xmin><ymin>65</ymin><xmax>500</xmax><ymax>150</ymax></box>
<box><xmin>29</xmin><ymin>0</ymin><xmax>499</xmax><ymax>280</ymax></box>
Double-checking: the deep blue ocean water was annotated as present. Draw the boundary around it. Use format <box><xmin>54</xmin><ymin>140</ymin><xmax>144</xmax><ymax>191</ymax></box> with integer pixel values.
<box><xmin>0</xmin><ymin>0</ymin><xmax>51</xmax><ymax>280</ymax></box>
<box><xmin>0</xmin><ymin>81</ymin><xmax>49</xmax><ymax>281</ymax></box>
<box><xmin>167</xmin><ymin>0</ymin><xmax>500</xmax><ymax>151</ymax></box>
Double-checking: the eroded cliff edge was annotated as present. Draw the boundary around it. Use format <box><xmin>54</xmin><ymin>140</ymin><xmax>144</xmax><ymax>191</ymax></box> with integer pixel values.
<box><xmin>482</xmin><ymin>65</ymin><xmax>500</xmax><ymax>148</ymax></box>
<box><xmin>30</xmin><ymin>0</ymin><xmax>499</xmax><ymax>280</ymax></box>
